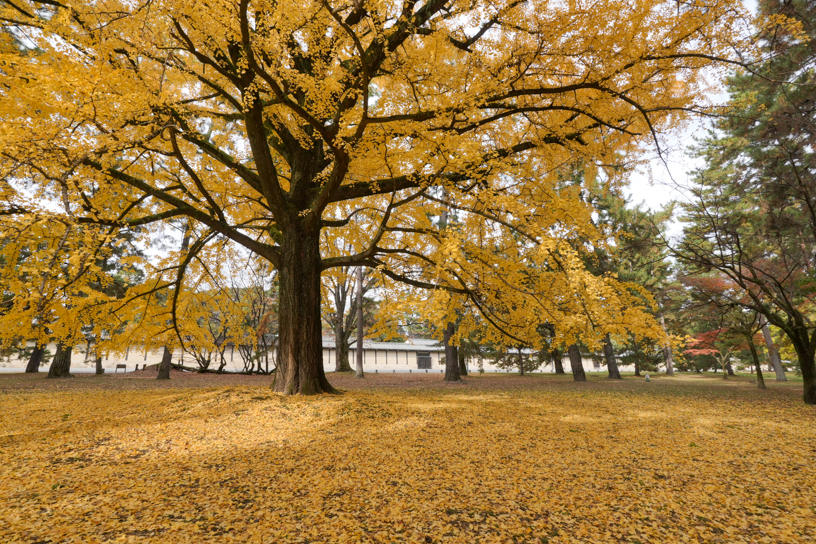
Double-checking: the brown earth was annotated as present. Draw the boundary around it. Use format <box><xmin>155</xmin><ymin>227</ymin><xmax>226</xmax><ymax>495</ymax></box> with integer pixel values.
<box><xmin>0</xmin><ymin>367</ymin><xmax>804</xmax><ymax>401</ymax></box>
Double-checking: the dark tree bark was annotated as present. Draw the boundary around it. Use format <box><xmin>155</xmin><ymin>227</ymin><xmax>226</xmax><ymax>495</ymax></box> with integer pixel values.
<box><xmin>603</xmin><ymin>333</ymin><xmax>622</xmax><ymax>379</ymax></box>
<box><xmin>25</xmin><ymin>344</ymin><xmax>44</xmax><ymax>373</ymax></box>
<box><xmin>439</xmin><ymin>186</ymin><xmax>461</xmax><ymax>383</ymax></box>
<box><xmin>354</xmin><ymin>266</ymin><xmax>365</xmax><ymax>379</ymax></box>
<box><xmin>216</xmin><ymin>347</ymin><xmax>228</xmax><ymax>373</ymax></box>
<box><xmin>790</xmin><ymin>337</ymin><xmax>816</xmax><ymax>405</ymax></box>
<box><xmin>443</xmin><ymin>322</ymin><xmax>461</xmax><ymax>382</ymax></box>
<box><xmin>517</xmin><ymin>348</ymin><xmax>525</xmax><ymax>376</ymax></box>
<box><xmin>552</xmin><ymin>348</ymin><xmax>565</xmax><ymax>374</ymax></box>
<box><xmin>47</xmin><ymin>344</ymin><xmax>73</xmax><ymax>378</ymax></box>
<box><xmin>458</xmin><ymin>351</ymin><xmax>468</xmax><ymax>376</ymax></box>
<box><xmin>634</xmin><ymin>360</ymin><xmax>641</xmax><ymax>377</ymax></box>
<box><xmin>568</xmin><ymin>344</ymin><xmax>586</xmax><ymax>382</ymax></box>
<box><xmin>335</xmin><ymin>340</ymin><xmax>352</xmax><ymax>372</ymax></box>
<box><xmin>748</xmin><ymin>340</ymin><xmax>766</xmax><ymax>390</ymax></box>
<box><xmin>94</xmin><ymin>355</ymin><xmax>104</xmax><ymax>375</ymax></box>
<box><xmin>273</xmin><ymin>228</ymin><xmax>336</xmax><ymax>395</ymax></box>
<box><xmin>726</xmin><ymin>361</ymin><xmax>735</xmax><ymax>376</ymax></box>
<box><xmin>157</xmin><ymin>346</ymin><xmax>172</xmax><ymax>380</ymax></box>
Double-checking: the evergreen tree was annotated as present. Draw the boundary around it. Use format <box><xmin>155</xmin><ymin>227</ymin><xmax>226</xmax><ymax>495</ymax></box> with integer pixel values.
<box><xmin>676</xmin><ymin>0</ymin><xmax>816</xmax><ymax>403</ymax></box>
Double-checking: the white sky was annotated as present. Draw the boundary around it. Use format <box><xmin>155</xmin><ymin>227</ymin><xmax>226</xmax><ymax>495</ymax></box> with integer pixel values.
<box><xmin>623</xmin><ymin>0</ymin><xmax>758</xmax><ymax>240</ymax></box>
<box><xmin>622</xmin><ymin>123</ymin><xmax>709</xmax><ymax>240</ymax></box>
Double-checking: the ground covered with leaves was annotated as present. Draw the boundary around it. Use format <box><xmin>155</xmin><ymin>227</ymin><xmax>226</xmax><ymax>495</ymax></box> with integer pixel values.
<box><xmin>1</xmin><ymin>373</ymin><xmax>814</xmax><ymax>543</ymax></box>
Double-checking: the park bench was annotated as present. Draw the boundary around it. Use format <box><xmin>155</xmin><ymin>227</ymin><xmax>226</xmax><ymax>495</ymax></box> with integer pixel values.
<box><xmin>114</xmin><ymin>364</ymin><xmax>127</xmax><ymax>373</ymax></box>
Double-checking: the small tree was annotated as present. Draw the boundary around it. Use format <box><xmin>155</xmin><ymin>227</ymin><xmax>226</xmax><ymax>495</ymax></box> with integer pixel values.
<box><xmin>227</xmin><ymin>254</ymin><xmax>279</xmax><ymax>374</ymax></box>
<box><xmin>684</xmin><ymin>329</ymin><xmax>741</xmax><ymax>378</ymax></box>
<box><xmin>487</xmin><ymin>346</ymin><xmax>543</xmax><ymax>376</ymax></box>
<box><xmin>321</xmin><ymin>266</ymin><xmax>377</xmax><ymax>373</ymax></box>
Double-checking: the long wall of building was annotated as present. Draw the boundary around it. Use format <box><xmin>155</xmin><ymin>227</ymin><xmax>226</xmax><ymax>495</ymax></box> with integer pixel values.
<box><xmin>321</xmin><ymin>348</ymin><xmax>443</xmax><ymax>370</ymax></box>
<box><xmin>0</xmin><ymin>341</ymin><xmax>627</xmax><ymax>374</ymax></box>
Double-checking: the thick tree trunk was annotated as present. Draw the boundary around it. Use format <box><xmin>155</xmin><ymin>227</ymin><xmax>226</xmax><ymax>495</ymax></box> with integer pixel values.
<box><xmin>634</xmin><ymin>361</ymin><xmax>641</xmax><ymax>377</ymax></box>
<box><xmin>157</xmin><ymin>346</ymin><xmax>172</xmax><ymax>380</ymax></box>
<box><xmin>791</xmin><ymin>339</ymin><xmax>816</xmax><ymax>405</ymax></box>
<box><xmin>748</xmin><ymin>340</ymin><xmax>766</xmax><ymax>390</ymax></box>
<box><xmin>760</xmin><ymin>315</ymin><xmax>787</xmax><ymax>381</ymax></box>
<box><xmin>444</xmin><ymin>322</ymin><xmax>461</xmax><ymax>382</ymax></box>
<box><xmin>518</xmin><ymin>348</ymin><xmax>525</xmax><ymax>376</ymax></box>
<box><xmin>47</xmin><ymin>344</ymin><xmax>73</xmax><ymax>378</ymax></box>
<box><xmin>335</xmin><ymin>338</ymin><xmax>352</xmax><ymax>372</ymax></box>
<box><xmin>354</xmin><ymin>266</ymin><xmax>364</xmax><ymax>379</ymax></box>
<box><xmin>273</xmin><ymin>228</ymin><xmax>336</xmax><ymax>395</ymax></box>
<box><xmin>95</xmin><ymin>354</ymin><xmax>104</xmax><ymax>375</ymax></box>
<box><xmin>25</xmin><ymin>344</ymin><xmax>44</xmax><ymax>373</ymax></box>
<box><xmin>552</xmin><ymin>349</ymin><xmax>565</xmax><ymax>374</ymax></box>
<box><xmin>568</xmin><ymin>344</ymin><xmax>586</xmax><ymax>382</ymax></box>
<box><xmin>603</xmin><ymin>333</ymin><xmax>622</xmax><ymax>379</ymax></box>
<box><xmin>458</xmin><ymin>351</ymin><xmax>468</xmax><ymax>376</ymax></box>
<box><xmin>659</xmin><ymin>313</ymin><xmax>675</xmax><ymax>375</ymax></box>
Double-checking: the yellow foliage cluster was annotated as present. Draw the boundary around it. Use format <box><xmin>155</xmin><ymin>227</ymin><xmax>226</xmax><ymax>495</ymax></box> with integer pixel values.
<box><xmin>1</xmin><ymin>380</ymin><xmax>814</xmax><ymax>542</ymax></box>
<box><xmin>0</xmin><ymin>219</ymin><xmax>131</xmax><ymax>349</ymax></box>
<box><xmin>123</xmin><ymin>243</ymin><xmax>275</xmax><ymax>357</ymax></box>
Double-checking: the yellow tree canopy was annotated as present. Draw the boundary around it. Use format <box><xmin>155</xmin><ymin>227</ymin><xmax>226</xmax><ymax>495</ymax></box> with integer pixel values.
<box><xmin>0</xmin><ymin>0</ymin><xmax>749</xmax><ymax>393</ymax></box>
<box><xmin>375</xmin><ymin>161</ymin><xmax>667</xmax><ymax>353</ymax></box>
<box><xmin>0</xmin><ymin>216</ymin><xmax>128</xmax><ymax>349</ymax></box>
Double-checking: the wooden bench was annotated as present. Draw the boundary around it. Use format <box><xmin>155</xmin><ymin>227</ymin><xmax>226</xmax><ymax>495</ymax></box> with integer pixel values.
<box><xmin>114</xmin><ymin>364</ymin><xmax>127</xmax><ymax>373</ymax></box>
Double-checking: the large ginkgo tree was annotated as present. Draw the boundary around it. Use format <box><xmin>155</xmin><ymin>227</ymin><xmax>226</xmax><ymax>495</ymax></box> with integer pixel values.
<box><xmin>0</xmin><ymin>0</ymin><xmax>748</xmax><ymax>393</ymax></box>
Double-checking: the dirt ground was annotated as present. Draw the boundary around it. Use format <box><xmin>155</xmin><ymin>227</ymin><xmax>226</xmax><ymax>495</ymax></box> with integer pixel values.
<box><xmin>0</xmin><ymin>366</ymin><xmax>804</xmax><ymax>400</ymax></box>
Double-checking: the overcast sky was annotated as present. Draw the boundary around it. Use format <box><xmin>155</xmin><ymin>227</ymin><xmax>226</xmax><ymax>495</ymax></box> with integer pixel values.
<box><xmin>623</xmin><ymin>0</ymin><xmax>758</xmax><ymax>239</ymax></box>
